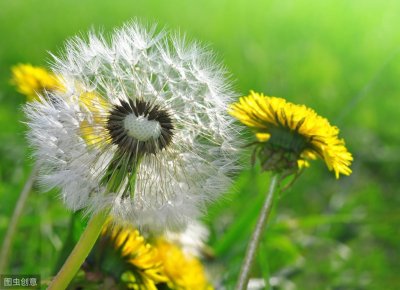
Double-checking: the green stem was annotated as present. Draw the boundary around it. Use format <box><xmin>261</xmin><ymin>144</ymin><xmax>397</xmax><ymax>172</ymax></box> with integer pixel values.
<box><xmin>48</xmin><ymin>209</ymin><xmax>110</xmax><ymax>290</ymax></box>
<box><xmin>0</xmin><ymin>164</ymin><xmax>38</xmax><ymax>274</ymax></box>
<box><xmin>235</xmin><ymin>174</ymin><xmax>279</xmax><ymax>290</ymax></box>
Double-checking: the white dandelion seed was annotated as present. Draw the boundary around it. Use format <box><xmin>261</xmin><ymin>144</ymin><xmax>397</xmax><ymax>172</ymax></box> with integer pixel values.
<box><xmin>24</xmin><ymin>21</ymin><xmax>240</xmax><ymax>231</ymax></box>
<box><xmin>164</xmin><ymin>220</ymin><xmax>209</xmax><ymax>257</ymax></box>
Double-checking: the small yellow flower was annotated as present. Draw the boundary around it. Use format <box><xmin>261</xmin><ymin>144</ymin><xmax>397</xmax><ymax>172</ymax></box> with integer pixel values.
<box><xmin>230</xmin><ymin>91</ymin><xmax>353</xmax><ymax>178</ymax></box>
<box><xmin>75</xmin><ymin>221</ymin><xmax>214</xmax><ymax>289</ymax></box>
<box><xmin>102</xmin><ymin>224</ymin><xmax>168</xmax><ymax>290</ymax></box>
<box><xmin>79</xmin><ymin>91</ymin><xmax>111</xmax><ymax>147</ymax></box>
<box><xmin>155</xmin><ymin>239</ymin><xmax>213</xmax><ymax>290</ymax></box>
<box><xmin>11</xmin><ymin>64</ymin><xmax>63</xmax><ymax>101</ymax></box>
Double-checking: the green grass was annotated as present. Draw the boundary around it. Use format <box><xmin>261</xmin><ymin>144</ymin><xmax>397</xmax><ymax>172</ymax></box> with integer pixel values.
<box><xmin>1</xmin><ymin>0</ymin><xmax>400</xmax><ymax>289</ymax></box>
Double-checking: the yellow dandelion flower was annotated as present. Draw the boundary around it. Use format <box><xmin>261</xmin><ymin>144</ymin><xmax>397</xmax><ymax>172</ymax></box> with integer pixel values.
<box><xmin>155</xmin><ymin>239</ymin><xmax>213</xmax><ymax>290</ymax></box>
<box><xmin>79</xmin><ymin>91</ymin><xmax>111</xmax><ymax>147</ymax></box>
<box><xmin>99</xmin><ymin>224</ymin><xmax>168</xmax><ymax>290</ymax></box>
<box><xmin>11</xmin><ymin>64</ymin><xmax>63</xmax><ymax>101</ymax></box>
<box><xmin>229</xmin><ymin>91</ymin><xmax>353</xmax><ymax>178</ymax></box>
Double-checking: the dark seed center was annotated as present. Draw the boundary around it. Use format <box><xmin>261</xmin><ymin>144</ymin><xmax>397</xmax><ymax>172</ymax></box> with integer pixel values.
<box><xmin>106</xmin><ymin>99</ymin><xmax>174</xmax><ymax>156</ymax></box>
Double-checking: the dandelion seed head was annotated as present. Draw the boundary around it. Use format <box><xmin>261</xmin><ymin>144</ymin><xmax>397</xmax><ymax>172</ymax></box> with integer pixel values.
<box><xmin>25</xmin><ymin>20</ymin><xmax>240</xmax><ymax>230</ymax></box>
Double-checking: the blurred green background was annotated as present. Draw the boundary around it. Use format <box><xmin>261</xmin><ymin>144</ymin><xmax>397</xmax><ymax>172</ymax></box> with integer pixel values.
<box><xmin>1</xmin><ymin>0</ymin><xmax>399</xmax><ymax>289</ymax></box>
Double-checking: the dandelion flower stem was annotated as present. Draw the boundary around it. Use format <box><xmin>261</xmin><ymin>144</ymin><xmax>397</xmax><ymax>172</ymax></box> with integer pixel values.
<box><xmin>48</xmin><ymin>208</ymin><xmax>110</xmax><ymax>290</ymax></box>
<box><xmin>235</xmin><ymin>173</ymin><xmax>279</xmax><ymax>290</ymax></box>
<box><xmin>0</xmin><ymin>164</ymin><xmax>38</xmax><ymax>274</ymax></box>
